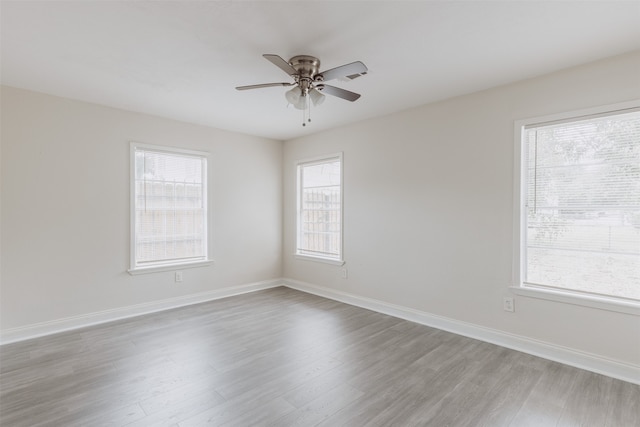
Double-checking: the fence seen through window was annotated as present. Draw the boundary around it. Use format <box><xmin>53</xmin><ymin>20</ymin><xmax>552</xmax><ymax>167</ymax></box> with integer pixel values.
<box><xmin>297</xmin><ymin>156</ymin><xmax>342</xmax><ymax>261</ymax></box>
<box><xmin>132</xmin><ymin>145</ymin><xmax>208</xmax><ymax>269</ymax></box>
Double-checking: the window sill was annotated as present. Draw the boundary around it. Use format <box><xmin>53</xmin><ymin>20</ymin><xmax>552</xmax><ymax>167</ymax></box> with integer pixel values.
<box><xmin>128</xmin><ymin>260</ymin><xmax>214</xmax><ymax>275</ymax></box>
<box><xmin>294</xmin><ymin>253</ymin><xmax>345</xmax><ymax>266</ymax></box>
<box><xmin>510</xmin><ymin>285</ymin><xmax>640</xmax><ymax>316</ymax></box>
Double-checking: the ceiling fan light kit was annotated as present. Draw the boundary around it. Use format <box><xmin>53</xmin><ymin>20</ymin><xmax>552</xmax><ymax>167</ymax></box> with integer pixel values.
<box><xmin>236</xmin><ymin>54</ymin><xmax>368</xmax><ymax>126</ymax></box>
<box><xmin>285</xmin><ymin>86</ymin><xmax>324</xmax><ymax>110</ymax></box>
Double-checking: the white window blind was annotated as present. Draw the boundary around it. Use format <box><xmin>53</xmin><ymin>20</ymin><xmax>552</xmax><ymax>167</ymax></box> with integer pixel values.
<box><xmin>523</xmin><ymin>108</ymin><xmax>640</xmax><ymax>300</ymax></box>
<box><xmin>297</xmin><ymin>155</ymin><xmax>342</xmax><ymax>261</ymax></box>
<box><xmin>131</xmin><ymin>144</ymin><xmax>208</xmax><ymax>271</ymax></box>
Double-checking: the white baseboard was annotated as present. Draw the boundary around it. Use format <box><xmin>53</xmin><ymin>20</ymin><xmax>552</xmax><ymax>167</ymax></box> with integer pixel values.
<box><xmin>283</xmin><ymin>278</ymin><xmax>640</xmax><ymax>385</ymax></box>
<box><xmin>0</xmin><ymin>279</ymin><xmax>284</xmax><ymax>345</ymax></box>
<box><xmin>3</xmin><ymin>277</ymin><xmax>637</xmax><ymax>385</ymax></box>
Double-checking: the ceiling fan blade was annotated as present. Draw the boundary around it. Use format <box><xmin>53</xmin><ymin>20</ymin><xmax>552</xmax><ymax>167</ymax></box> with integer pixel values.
<box><xmin>316</xmin><ymin>84</ymin><xmax>361</xmax><ymax>102</ymax></box>
<box><xmin>317</xmin><ymin>61</ymin><xmax>368</xmax><ymax>82</ymax></box>
<box><xmin>263</xmin><ymin>54</ymin><xmax>298</xmax><ymax>76</ymax></box>
<box><xmin>236</xmin><ymin>82</ymin><xmax>294</xmax><ymax>91</ymax></box>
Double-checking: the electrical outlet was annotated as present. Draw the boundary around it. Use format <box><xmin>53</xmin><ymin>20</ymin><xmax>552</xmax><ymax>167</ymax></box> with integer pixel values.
<box><xmin>175</xmin><ymin>271</ymin><xmax>183</xmax><ymax>282</ymax></box>
<box><xmin>503</xmin><ymin>297</ymin><xmax>514</xmax><ymax>312</ymax></box>
<box><xmin>340</xmin><ymin>268</ymin><xmax>348</xmax><ymax>279</ymax></box>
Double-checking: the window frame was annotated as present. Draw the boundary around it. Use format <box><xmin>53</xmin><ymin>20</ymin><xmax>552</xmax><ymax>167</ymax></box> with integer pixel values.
<box><xmin>295</xmin><ymin>152</ymin><xmax>345</xmax><ymax>266</ymax></box>
<box><xmin>128</xmin><ymin>142</ymin><xmax>212</xmax><ymax>275</ymax></box>
<box><xmin>512</xmin><ymin>101</ymin><xmax>640</xmax><ymax>315</ymax></box>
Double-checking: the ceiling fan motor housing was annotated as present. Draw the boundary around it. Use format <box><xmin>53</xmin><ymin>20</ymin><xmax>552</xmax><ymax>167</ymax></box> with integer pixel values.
<box><xmin>289</xmin><ymin>55</ymin><xmax>323</xmax><ymax>94</ymax></box>
<box><xmin>289</xmin><ymin>55</ymin><xmax>321</xmax><ymax>78</ymax></box>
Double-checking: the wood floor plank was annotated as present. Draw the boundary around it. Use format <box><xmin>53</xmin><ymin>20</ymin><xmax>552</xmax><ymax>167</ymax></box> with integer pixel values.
<box><xmin>39</xmin><ymin>402</ymin><xmax>147</xmax><ymax>427</ymax></box>
<box><xmin>280</xmin><ymin>367</ymin><xmax>354</xmax><ymax>409</ymax></box>
<box><xmin>363</xmin><ymin>341</ymin><xmax>498</xmax><ymax>425</ymax></box>
<box><xmin>510</xmin><ymin>361</ymin><xmax>579</xmax><ymax>426</ymax></box>
<box><xmin>463</xmin><ymin>358</ymin><xmax>541</xmax><ymax>426</ymax></box>
<box><xmin>557</xmin><ymin>370</ymin><xmax>615</xmax><ymax>426</ymax></box>
<box><xmin>269</xmin><ymin>382</ymin><xmax>363</xmax><ymax>427</ymax></box>
<box><xmin>315</xmin><ymin>357</ymin><xmax>439</xmax><ymax>426</ymax></box>
<box><xmin>0</xmin><ymin>287</ymin><xmax>637</xmax><ymax>427</ymax></box>
<box><xmin>177</xmin><ymin>396</ymin><xmax>294</xmax><ymax>427</ymax></box>
<box><xmin>125</xmin><ymin>391</ymin><xmax>223</xmax><ymax>427</ymax></box>
<box><xmin>605</xmin><ymin>378</ymin><xmax>640</xmax><ymax>427</ymax></box>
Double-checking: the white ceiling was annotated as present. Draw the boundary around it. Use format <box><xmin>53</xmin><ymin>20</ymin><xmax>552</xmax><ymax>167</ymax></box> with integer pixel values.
<box><xmin>2</xmin><ymin>1</ymin><xmax>639</xmax><ymax>141</ymax></box>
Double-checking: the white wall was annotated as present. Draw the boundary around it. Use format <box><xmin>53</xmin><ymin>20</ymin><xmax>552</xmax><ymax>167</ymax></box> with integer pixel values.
<box><xmin>1</xmin><ymin>86</ymin><xmax>282</xmax><ymax>332</ymax></box>
<box><xmin>283</xmin><ymin>51</ymin><xmax>640</xmax><ymax>368</ymax></box>
<box><xmin>2</xmin><ymin>52</ymin><xmax>638</xmax><ymax>378</ymax></box>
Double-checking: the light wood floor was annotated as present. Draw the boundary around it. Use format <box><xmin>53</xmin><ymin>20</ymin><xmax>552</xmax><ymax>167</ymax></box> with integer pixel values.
<box><xmin>1</xmin><ymin>287</ymin><xmax>638</xmax><ymax>426</ymax></box>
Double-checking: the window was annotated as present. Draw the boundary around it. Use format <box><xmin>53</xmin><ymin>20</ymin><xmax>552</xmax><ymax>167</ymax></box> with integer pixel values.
<box><xmin>514</xmin><ymin>105</ymin><xmax>639</xmax><ymax>309</ymax></box>
<box><xmin>129</xmin><ymin>143</ymin><xmax>209</xmax><ymax>273</ymax></box>
<box><xmin>296</xmin><ymin>154</ymin><xmax>343</xmax><ymax>264</ymax></box>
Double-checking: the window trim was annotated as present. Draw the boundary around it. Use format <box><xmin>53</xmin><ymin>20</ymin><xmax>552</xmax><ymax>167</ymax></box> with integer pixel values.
<box><xmin>128</xmin><ymin>142</ymin><xmax>212</xmax><ymax>275</ymax></box>
<box><xmin>295</xmin><ymin>152</ymin><xmax>344</xmax><ymax>265</ymax></box>
<box><xmin>513</xmin><ymin>101</ymin><xmax>640</xmax><ymax>315</ymax></box>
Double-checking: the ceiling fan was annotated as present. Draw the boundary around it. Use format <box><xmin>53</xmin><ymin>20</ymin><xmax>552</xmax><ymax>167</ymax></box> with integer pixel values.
<box><xmin>236</xmin><ymin>54</ymin><xmax>368</xmax><ymax>126</ymax></box>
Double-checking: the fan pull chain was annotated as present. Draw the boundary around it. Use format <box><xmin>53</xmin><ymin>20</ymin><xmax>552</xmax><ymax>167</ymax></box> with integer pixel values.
<box><xmin>302</xmin><ymin>95</ymin><xmax>311</xmax><ymax>127</ymax></box>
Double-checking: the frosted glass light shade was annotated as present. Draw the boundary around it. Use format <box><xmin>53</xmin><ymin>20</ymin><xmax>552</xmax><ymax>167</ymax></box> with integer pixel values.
<box><xmin>285</xmin><ymin>87</ymin><xmax>301</xmax><ymax>105</ymax></box>
<box><xmin>309</xmin><ymin>88</ymin><xmax>325</xmax><ymax>106</ymax></box>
